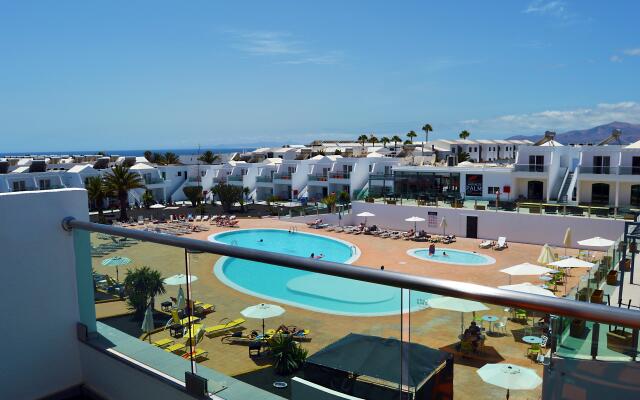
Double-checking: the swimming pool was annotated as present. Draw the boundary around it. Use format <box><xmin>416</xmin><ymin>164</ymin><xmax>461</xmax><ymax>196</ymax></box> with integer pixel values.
<box><xmin>407</xmin><ymin>248</ymin><xmax>495</xmax><ymax>266</ymax></box>
<box><xmin>210</xmin><ymin>229</ymin><xmax>432</xmax><ymax>316</ymax></box>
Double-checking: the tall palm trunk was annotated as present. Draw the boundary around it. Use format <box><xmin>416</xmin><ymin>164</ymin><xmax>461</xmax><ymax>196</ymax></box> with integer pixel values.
<box><xmin>119</xmin><ymin>190</ymin><xmax>129</xmax><ymax>221</ymax></box>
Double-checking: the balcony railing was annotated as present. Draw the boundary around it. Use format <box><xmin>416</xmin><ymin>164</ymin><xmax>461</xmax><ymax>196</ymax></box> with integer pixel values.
<box><xmin>256</xmin><ymin>176</ymin><xmax>273</xmax><ymax>182</ymax></box>
<box><xmin>67</xmin><ymin>217</ymin><xmax>640</xmax><ymax>400</ymax></box>
<box><xmin>514</xmin><ymin>164</ymin><xmax>549</xmax><ymax>172</ymax></box>
<box><xmin>307</xmin><ymin>174</ymin><xmax>328</xmax><ymax>182</ymax></box>
<box><xmin>329</xmin><ymin>171</ymin><xmax>351</xmax><ymax>179</ymax></box>
<box><xmin>616</xmin><ymin>166</ymin><xmax>640</xmax><ymax>175</ymax></box>
<box><xmin>369</xmin><ymin>173</ymin><xmax>394</xmax><ymax>180</ymax></box>
<box><xmin>227</xmin><ymin>175</ymin><xmax>244</xmax><ymax>182</ymax></box>
<box><xmin>579</xmin><ymin>166</ymin><xmax>618</xmax><ymax>175</ymax></box>
<box><xmin>273</xmin><ymin>173</ymin><xmax>292</xmax><ymax>180</ymax></box>
<box><xmin>145</xmin><ymin>177</ymin><xmax>165</xmax><ymax>184</ymax></box>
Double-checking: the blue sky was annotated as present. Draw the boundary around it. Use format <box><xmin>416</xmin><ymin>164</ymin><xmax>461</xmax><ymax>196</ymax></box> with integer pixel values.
<box><xmin>1</xmin><ymin>1</ymin><xmax>640</xmax><ymax>151</ymax></box>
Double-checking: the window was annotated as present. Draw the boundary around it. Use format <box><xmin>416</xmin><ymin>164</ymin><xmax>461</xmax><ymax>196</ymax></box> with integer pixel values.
<box><xmin>39</xmin><ymin>179</ymin><xmax>51</xmax><ymax>189</ymax></box>
<box><xmin>593</xmin><ymin>156</ymin><xmax>611</xmax><ymax>174</ymax></box>
<box><xmin>12</xmin><ymin>181</ymin><xmax>26</xmax><ymax>191</ymax></box>
<box><xmin>369</xmin><ymin>164</ymin><xmax>373</xmax><ymax>173</ymax></box>
<box><xmin>632</xmin><ymin>157</ymin><xmax>640</xmax><ymax>175</ymax></box>
<box><xmin>631</xmin><ymin>185</ymin><xmax>640</xmax><ymax>207</ymax></box>
<box><xmin>177</xmin><ymin>171</ymin><xmax>182</xmax><ymax>177</ymax></box>
<box><xmin>384</xmin><ymin>165</ymin><xmax>392</xmax><ymax>175</ymax></box>
<box><xmin>488</xmin><ymin>186</ymin><xmax>500</xmax><ymax>194</ymax></box>
<box><xmin>528</xmin><ymin>155</ymin><xmax>545</xmax><ymax>172</ymax></box>
<box><xmin>200</xmin><ymin>171</ymin><xmax>205</xmax><ymax>177</ymax></box>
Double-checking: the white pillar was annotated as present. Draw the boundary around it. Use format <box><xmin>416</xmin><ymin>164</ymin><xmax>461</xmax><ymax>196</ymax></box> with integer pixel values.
<box><xmin>614</xmin><ymin>181</ymin><xmax>620</xmax><ymax>207</ymax></box>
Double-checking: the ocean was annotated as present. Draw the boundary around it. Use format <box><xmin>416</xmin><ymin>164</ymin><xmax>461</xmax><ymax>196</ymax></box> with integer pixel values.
<box><xmin>1</xmin><ymin>147</ymin><xmax>253</xmax><ymax>157</ymax></box>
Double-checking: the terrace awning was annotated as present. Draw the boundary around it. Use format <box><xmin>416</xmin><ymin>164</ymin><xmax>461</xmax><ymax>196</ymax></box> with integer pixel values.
<box><xmin>305</xmin><ymin>333</ymin><xmax>451</xmax><ymax>390</ymax></box>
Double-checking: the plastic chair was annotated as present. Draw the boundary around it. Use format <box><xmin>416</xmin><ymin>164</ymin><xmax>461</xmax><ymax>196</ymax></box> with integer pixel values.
<box><xmin>494</xmin><ymin>316</ymin><xmax>509</xmax><ymax>335</ymax></box>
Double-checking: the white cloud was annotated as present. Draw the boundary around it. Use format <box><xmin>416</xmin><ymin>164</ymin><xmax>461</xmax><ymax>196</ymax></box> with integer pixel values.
<box><xmin>610</xmin><ymin>55</ymin><xmax>623</xmax><ymax>63</ymax></box>
<box><xmin>227</xmin><ymin>30</ymin><xmax>341</xmax><ymax>65</ymax></box>
<box><xmin>623</xmin><ymin>48</ymin><xmax>640</xmax><ymax>56</ymax></box>
<box><xmin>456</xmin><ymin>102</ymin><xmax>640</xmax><ymax>135</ymax></box>
<box><xmin>523</xmin><ymin>1</ymin><xmax>567</xmax><ymax>17</ymax></box>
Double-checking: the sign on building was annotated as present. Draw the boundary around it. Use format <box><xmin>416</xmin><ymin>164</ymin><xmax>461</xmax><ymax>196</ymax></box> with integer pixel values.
<box><xmin>465</xmin><ymin>174</ymin><xmax>483</xmax><ymax>196</ymax></box>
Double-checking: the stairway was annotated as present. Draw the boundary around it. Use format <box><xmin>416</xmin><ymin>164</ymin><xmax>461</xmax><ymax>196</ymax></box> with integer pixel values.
<box><xmin>557</xmin><ymin>171</ymin><xmax>574</xmax><ymax>204</ymax></box>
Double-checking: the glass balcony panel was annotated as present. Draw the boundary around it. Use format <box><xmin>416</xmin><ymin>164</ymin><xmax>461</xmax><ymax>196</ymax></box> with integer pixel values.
<box><xmin>90</xmin><ymin>231</ymin><xmax>195</xmax><ymax>384</ymax></box>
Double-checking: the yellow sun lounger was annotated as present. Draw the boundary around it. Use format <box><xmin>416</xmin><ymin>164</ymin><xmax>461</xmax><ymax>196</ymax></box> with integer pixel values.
<box><xmin>152</xmin><ymin>338</ymin><xmax>174</xmax><ymax>348</ymax></box>
<box><xmin>204</xmin><ymin>318</ymin><xmax>245</xmax><ymax>336</ymax></box>
<box><xmin>194</xmin><ymin>300</ymin><xmax>215</xmax><ymax>313</ymax></box>
<box><xmin>164</xmin><ymin>341</ymin><xmax>186</xmax><ymax>354</ymax></box>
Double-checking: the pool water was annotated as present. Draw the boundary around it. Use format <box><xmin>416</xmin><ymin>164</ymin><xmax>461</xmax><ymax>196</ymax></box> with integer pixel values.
<box><xmin>210</xmin><ymin>229</ymin><xmax>432</xmax><ymax>316</ymax></box>
<box><xmin>407</xmin><ymin>248</ymin><xmax>495</xmax><ymax>266</ymax></box>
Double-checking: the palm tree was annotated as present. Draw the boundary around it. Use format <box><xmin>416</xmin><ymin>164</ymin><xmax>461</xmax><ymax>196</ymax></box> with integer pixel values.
<box><xmin>459</xmin><ymin>130</ymin><xmax>471</xmax><ymax>140</ymax></box>
<box><xmin>104</xmin><ymin>165</ymin><xmax>146</xmax><ymax>222</ymax></box>
<box><xmin>381</xmin><ymin>137</ymin><xmax>390</xmax><ymax>148</ymax></box>
<box><xmin>421</xmin><ymin>124</ymin><xmax>433</xmax><ymax>155</ymax></box>
<box><xmin>164</xmin><ymin>152</ymin><xmax>180</xmax><ymax>165</ymax></box>
<box><xmin>86</xmin><ymin>176</ymin><xmax>107</xmax><ymax>223</ymax></box>
<box><xmin>123</xmin><ymin>266</ymin><xmax>166</xmax><ymax>319</ymax></box>
<box><xmin>152</xmin><ymin>152</ymin><xmax>166</xmax><ymax>165</ymax></box>
<box><xmin>391</xmin><ymin>135</ymin><xmax>402</xmax><ymax>149</ymax></box>
<box><xmin>406</xmin><ymin>130</ymin><xmax>417</xmax><ymax>143</ymax></box>
<box><xmin>357</xmin><ymin>134</ymin><xmax>368</xmax><ymax>147</ymax></box>
<box><xmin>369</xmin><ymin>134</ymin><xmax>378</xmax><ymax>147</ymax></box>
<box><xmin>198</xmin><ymin>150</ymin><xmax>219</xmax><ymax>165</ymax></box>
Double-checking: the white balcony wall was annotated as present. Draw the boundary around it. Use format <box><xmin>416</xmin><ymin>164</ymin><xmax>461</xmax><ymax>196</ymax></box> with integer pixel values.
<box><xmin>0</xmin><ymin>189</ymin><xmax>88</xmax><ymax>399</ymax></box>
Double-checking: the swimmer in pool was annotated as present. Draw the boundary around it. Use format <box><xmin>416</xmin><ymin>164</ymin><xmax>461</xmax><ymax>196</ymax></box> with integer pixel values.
<box><xmin>310</xmin><ymin>252</ymin><xmax>315</xmax><ymax>258</ymax></box>
<box><xmin>258</xmin><ymin>239</ymin><xmax>264</xmax><ymax>243</ymax></box>
<box><xmin>314</xmin><ymin>253</ymin><xmax>324</xmax><ymax>259</ymax></box>
<box><xmin>442</xmin><ymin>251</ymin><xmax>448</xmax><ymax>257</ymax></box>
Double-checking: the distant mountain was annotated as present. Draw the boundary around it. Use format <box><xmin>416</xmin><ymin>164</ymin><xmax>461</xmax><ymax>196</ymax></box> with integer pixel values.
<box><xmin>507</xmin><ymin>122</ymin><xmax>640</xmax><ymax>145</ymax></box>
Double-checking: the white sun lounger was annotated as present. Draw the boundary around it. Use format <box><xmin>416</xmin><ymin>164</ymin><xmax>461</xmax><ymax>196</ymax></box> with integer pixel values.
<box><xmin>479</xmin><ymin>240</ymin><xmax>492</xmax><ymax>248</ymax></box>
<box><xmin>494</xmin><ymin>237</ymin><xmax>508</xmax><ymax>250</ymax></box>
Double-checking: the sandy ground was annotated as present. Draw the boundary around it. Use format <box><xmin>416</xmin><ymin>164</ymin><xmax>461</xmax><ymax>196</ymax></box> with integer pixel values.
<box><xmin>92</xmin><ymin>217</ymin><xmax>592</xmax><ymax>400</ymax></box>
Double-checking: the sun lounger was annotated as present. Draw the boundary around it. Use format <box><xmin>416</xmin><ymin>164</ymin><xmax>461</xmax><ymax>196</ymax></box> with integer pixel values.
<box><xmin>152</xmin><ymin>338</ymin><xmax>174</xmax><ymax>348</ymax></box>
<box><xmin>479</xmin><ymin>240</ymin><xmax>492</xmax><ymax>248</ymax></box>
<box><xmin>165</xmin><ymin>310</ymin><xmax>201</xmax><ymax>329</ymax></box>
<box><xmin>164</xmin><ymin>341</ymin><xmax>186</xmax><ymax>353</ymax></box>
<box><xmin>193</xmin><ymin>300</ymin><xmax>215</xmax><ymax>314</ymax></box>
<box><xmin>204</xmin><ymin>318</ymin><xmax>245</xmax><ymax>336</ymax></box>
<box><xmin>195</xmin><ymin>215</ymin><xmax>202</xmax><ymax>222</ymax></box>
<box><xmin>494</xmin><ymin>237</ymin><xmax>508</xmax><ymax>250</ymax></box>
<box><xmin>202</xmin><ymin>215</ymin><xmax>209</xmax><ymax>221</ymax></box>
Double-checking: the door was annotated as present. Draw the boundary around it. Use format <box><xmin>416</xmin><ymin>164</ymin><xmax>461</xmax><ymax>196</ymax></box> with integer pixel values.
<box><xmin>322</xmin><ymin>187</ymin><xmax>328</xmax><ymax>197</ymax></box>
<box><xmin>632</xmin><ymin>157</ymin><xmax>640</xmax><ymax>175</ymax></box>
<box><xmin>466</xmin><ymin>216</ymin><xmax>478</xmax><ymax>239</ymax></box>
<box><xmin>527</xmin><ymin>181</ymin><xmax>544</xmax><ymax>201</ymax></box>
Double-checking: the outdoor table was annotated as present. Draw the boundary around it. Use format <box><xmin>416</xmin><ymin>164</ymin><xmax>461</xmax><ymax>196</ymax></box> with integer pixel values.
<box><xmin>482</xmin><ymin>315</ymin><xmax>499</xmax><ymax>333</ymax></box>
<box><xmin>522</xmin><ymin>335</ymin><xmax>543</xmax><ymax>345</ymax></box>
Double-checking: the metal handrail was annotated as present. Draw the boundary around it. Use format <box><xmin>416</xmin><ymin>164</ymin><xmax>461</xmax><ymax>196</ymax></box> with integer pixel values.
<box><xmin>62</xmin><ymin>217</ymin><xmax>640</xmax><ymax>328</ymax></box>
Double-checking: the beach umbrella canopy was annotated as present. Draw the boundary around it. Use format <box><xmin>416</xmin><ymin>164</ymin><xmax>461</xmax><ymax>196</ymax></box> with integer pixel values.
<box><xmin>577</xmin><ymin>237</ymin><xmax>615</xmax><ymax>248</ymax></box>
<box><xmin>477</xmin><ymin>363</ymin><xmax>542</xmax><ymax>399</ymax></box>
<box><xmin>537</xmin><ymin>244</ymin><xmax>555</xmax><ymax>265</ymax></box>
<box><xmin>101</xmin><ymin>256</ymin><xmax>132</xmax><ymax>281</ymax></box>
<box><xmin>149</xmin><ymin>203</ymin><xmax>166</xmax><ymax>209</ymax></box>
<box><xmin>498</xmin><ymin>282</ymin><xmax>556</xmax><ymax>297</ymax></box>
<box><xmin>176</xmin><ymin>286</ymin><xmax>186</xmax><ymax>310</ymax></box>
<box><xmin>164</xmin><ymin>274</ymin><xmax>199</xmax><ymax>286</ymax></box>
<box><xmin>405</xmin><ymin>216</ymin><xmax>425</xmax><ymax>231</ymax></box>
<box><xmin>141</xmin><ymin>305</ymin><xmax>155</xmax><ymax>343</ymax></box>
<box><xmin>549</xmin><ymin>257</ymin><xmax>595</xmax><ymax>269</ymax></box>
<box><xmin>427</xmin><ymin>296</ymin><xmax>489</xmax><ymax>334</ymax></box>
<box><xmin>241</xmin><ymin>303</ymin><xmax>285</xmax><ymax>333</ymax></box>
<box><xmin>357</xmin><ymin>211</ymin><xmax>375</xmax><ymax>225</ymax></box>
<box><xmin>500</xmin><ymin>263</ymin><xmax>556</xmax><ymax>284</ymax></box>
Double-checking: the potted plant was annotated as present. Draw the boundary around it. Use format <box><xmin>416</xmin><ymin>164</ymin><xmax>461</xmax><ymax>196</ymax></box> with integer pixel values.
<box><xmin>606</xmin><ymin>269</ymin><xmax>618</xmax><ymax>285</ymax></box>
<box><xmin>570</xmin><ymin>319</ymin><xmax>585</xmax><ymax>338</ymax></box>
<box><xmin>622</xmin><ymin>258</ymin><xmax>631</xmax><ymax>272</ymax></box>
<box><xmin>590</xmin><ymin>289</ymin><xmax>604</xmax><ymax>304</ymax></box>
<box><xmin>269</xmin><ymin>334</ymin><xmax>308</xmax><ymax>375</ymax></box>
